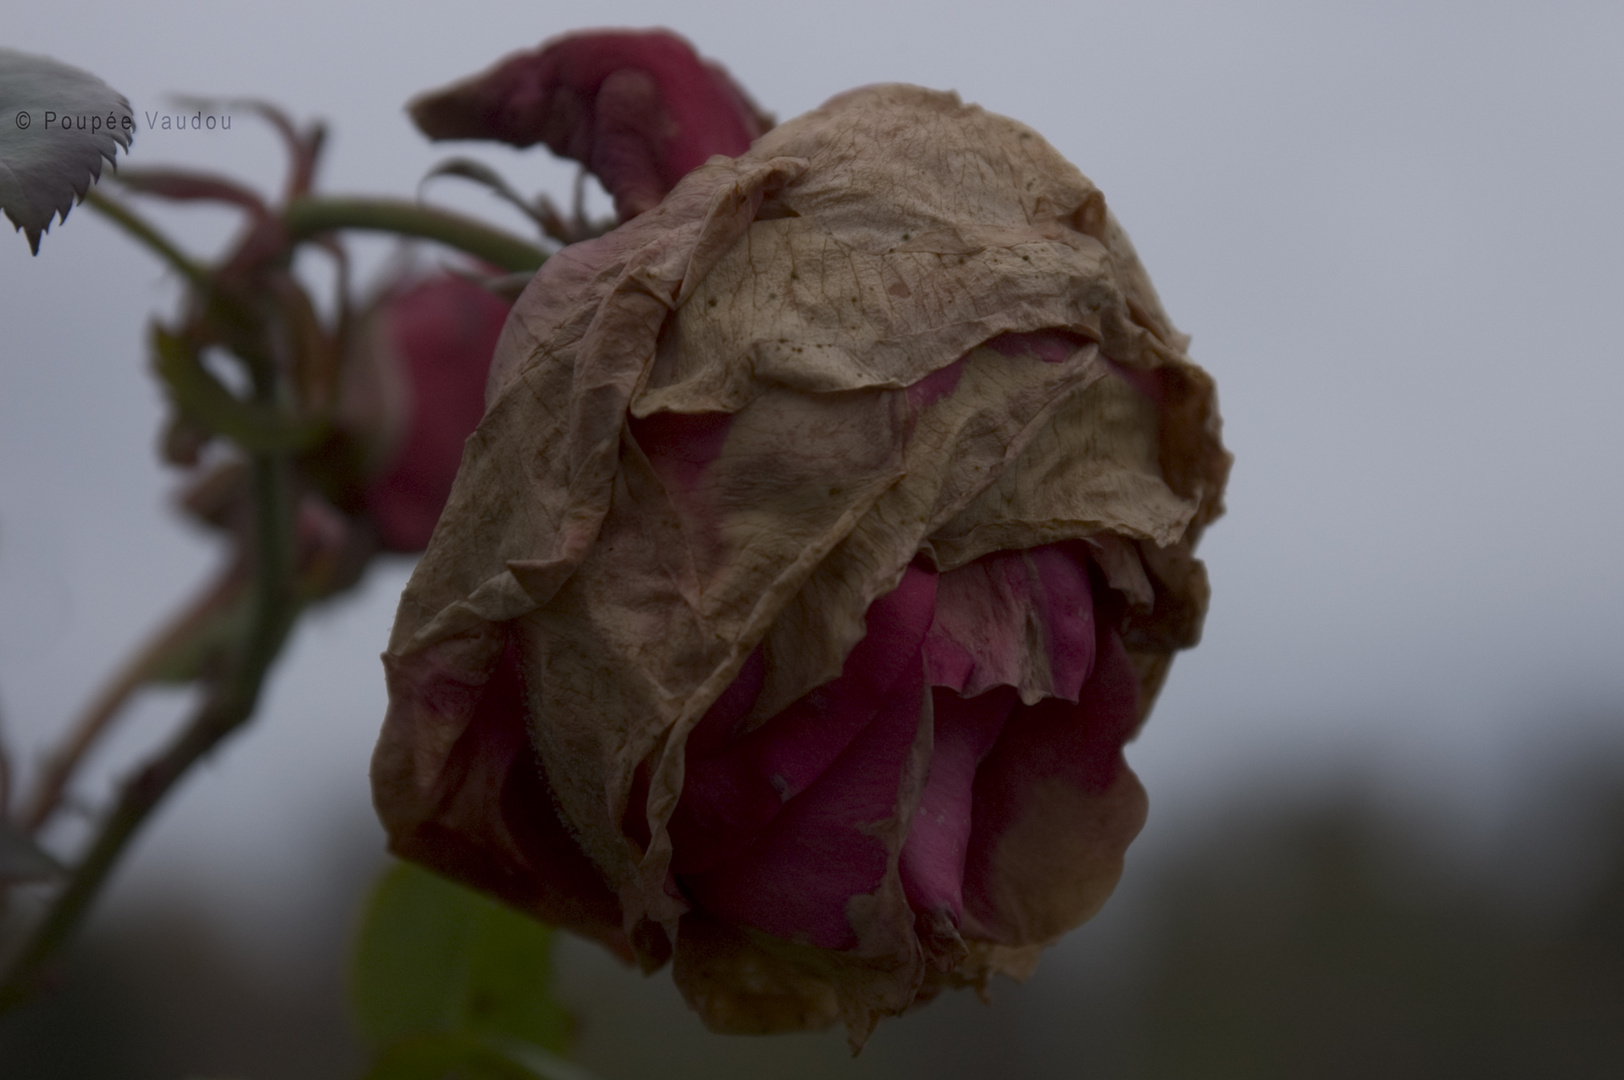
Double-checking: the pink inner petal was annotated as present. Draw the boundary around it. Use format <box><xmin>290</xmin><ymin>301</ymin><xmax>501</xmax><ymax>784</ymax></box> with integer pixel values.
<box><xmin>365</xmin><ymin>276</ymin><xmax>509</xmax><ymax>551</ymax></box>
<box><xmin>664</xmin><ymin>458</ymin><xmax>1125</xmax><ymax>951</ymax></box>
<box><xmin>1025</xmin><ymin>544</ymin><xmax>1097</xmax><ymax>702</ymax></box>
<box><xmin>388</xmin><ymin>640</ymin><xmax>630</xmax><ymax>958</ymax></box>
<box><xmin>628</xmin><ymin>410</ymin><xmax>734</xmax><ymax>494</ymax></box>
<box><xmin>681</xmin><ymin>639</ymin><xmax>930</xmax><ymax>949</ymax></box>
<box><xmin>628</xmin><ymin>410</ymin><xmax>735</xmax><ymax>571</ymax></box>
<box><xmin>923</xmin><ymin>554</ymin><xmax>1035</xmax><ymax>698</ymax></box>
<box><xmin>898</xmin><ymin>685</ymin><xmax>1016</xmax><ymax>923</ymax></box>
<box><xmin>905</xmin><ymin>356</ymin><xmax>966</xmax><ymax>412</ymax></box>
<box><xmin>924</xmin><ymin>545</ymin><xmax>1096</xmax><ymax>703</ymax></box>
<box><xmin>682</xmin><ymin>646</ymin><xmax>765</xmax><ymax>763</ymax></box>
<box><xmin>1100</xmin><ymin>356</ymin><xmax>1165</xmax><ymax>405</ymax></box>
<box><xmin>670</xmin><ymin>565</ymin><xmax>938</xmax><ymax>874</ymax></box>
<box><xmin>959</xmin><ymin>620</ymin><xmax>1141</xmax><ymax>939</ymax></box>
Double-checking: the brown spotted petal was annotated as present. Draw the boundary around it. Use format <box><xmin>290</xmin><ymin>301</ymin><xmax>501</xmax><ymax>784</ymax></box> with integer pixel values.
<box><xmin>372</xmin><ymin>84</ymin><xmax>1229</xmax><ymax>1046</ymax></box>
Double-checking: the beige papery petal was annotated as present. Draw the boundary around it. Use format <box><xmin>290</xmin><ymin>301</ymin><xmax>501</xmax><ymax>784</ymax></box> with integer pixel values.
<box><xmin>373</xmin><ymin>84</ymin><xmax>1228</xmax><ymax>1044</ymax></box>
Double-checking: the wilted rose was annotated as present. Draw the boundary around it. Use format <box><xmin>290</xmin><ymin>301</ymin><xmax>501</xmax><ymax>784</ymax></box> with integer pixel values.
<box><xmin>372</xmin><ymin>84</ymin><xmax>1228</xmax><ymax>1044</ymax></box>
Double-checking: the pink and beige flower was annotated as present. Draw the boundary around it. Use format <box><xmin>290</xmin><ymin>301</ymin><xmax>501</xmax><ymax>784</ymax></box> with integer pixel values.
<box><xmin>372</xmin><ymin>84</ymin><xmax>1228</xmax><ymax>1044</ymax></box>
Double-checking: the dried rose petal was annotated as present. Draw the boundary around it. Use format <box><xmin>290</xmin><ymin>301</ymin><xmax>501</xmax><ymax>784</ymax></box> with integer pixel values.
<box><xmin>408</xmin><ymin>29</ymin><xmax>770</xmax><ymax>220</ymax></box>
<box><xmin>372</xmin><ymin>84</ymin><xmax>1228</xmax><ymax>1044</ymax></box>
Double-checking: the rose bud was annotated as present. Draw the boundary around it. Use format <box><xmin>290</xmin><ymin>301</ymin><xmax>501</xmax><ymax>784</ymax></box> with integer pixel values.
<box><xmin>345</xmin><ymin>272</ymin><xmax>513</xmax><ymax>552</ymax></box>
<box><xmin>372</xmin><ymin>85</ymin><xmax>1229</xmax><ymax>1045</ymax></box>
<box><xmin>408</xmin><ymin>28</ymin><xmax>771</xmax><ymax>221</ymax></box>
<box><xmin>174</xmin><ymin>269</ymin><xmax>509</xmax><ymax>599</ymax></box>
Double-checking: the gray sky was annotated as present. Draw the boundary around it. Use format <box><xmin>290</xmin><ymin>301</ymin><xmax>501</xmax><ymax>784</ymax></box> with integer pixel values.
<box><xmin>3</xmin><ymin>0</ymin><xmax>1623</xmax><ymax>953</ymax></box>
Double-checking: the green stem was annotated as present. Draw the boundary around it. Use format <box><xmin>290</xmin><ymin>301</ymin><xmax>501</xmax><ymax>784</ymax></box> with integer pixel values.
<box><xmin>20</xmin><ymin>564</ymin><xmax>248</xmax><ymax>834</ymax></box>
<box><xmin>0</xmin><ymin>447</ymin><xmax>299</xmax><ymax>1013</ymax></box>
<box><xmin>283</xmin><ymin>196</ymin><xmax>549</xmax><ymax>272</ymax></box>
<box><xmin>83</xmin><ymin>190</ymin><xmax>210</xmax><ymax>290</ymax></box>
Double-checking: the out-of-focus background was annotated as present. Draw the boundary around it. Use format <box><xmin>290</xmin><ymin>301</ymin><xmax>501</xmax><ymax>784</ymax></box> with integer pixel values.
<box><xmin>2</xmin><ymin>1</ymin><xmax>1622</xmax><ymax>1076</ymax></box>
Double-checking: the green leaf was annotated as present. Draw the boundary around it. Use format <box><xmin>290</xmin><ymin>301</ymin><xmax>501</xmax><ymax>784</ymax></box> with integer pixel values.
<box><xmin>351</xmin><ymin>861</ymin><xmax>572</xmax><ymax>1056</ymax></box>
<box><xmin>150</xmin><ymin>324</ymin><xmax>327</xmax><ymax>452</ymax></box>
<box><xmin>363</xmin><ymin>1032</ymin><xmax>595</xmax><ymax>1080</ymax></box>
<box><xmin>0</xmin><ymin>48</ymin><xmax>134</xmax><ymax>253</ymax></box>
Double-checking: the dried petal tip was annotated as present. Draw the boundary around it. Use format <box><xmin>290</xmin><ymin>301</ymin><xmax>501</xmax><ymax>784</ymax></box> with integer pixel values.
<box><xmin>408</xmin><ymin>29</ymin><xmax>770</xmax><ymax>220</ymax></box>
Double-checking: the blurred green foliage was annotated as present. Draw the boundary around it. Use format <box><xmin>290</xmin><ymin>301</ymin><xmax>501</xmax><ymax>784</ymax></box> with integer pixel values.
<box><xmin>350</xmin><ymin>861</ymin><xmax>581</xmax><ymax>1080</ymax></box>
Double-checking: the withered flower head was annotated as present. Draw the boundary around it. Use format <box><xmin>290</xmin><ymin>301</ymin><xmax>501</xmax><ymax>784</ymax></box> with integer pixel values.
<box><xmin>372</xmin><ymin>83</ymin><xmax>1228</xmax><ymax>1046</ymax></box>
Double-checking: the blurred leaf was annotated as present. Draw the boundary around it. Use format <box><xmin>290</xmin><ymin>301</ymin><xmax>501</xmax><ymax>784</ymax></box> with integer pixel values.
<box><xmin>145</xmin><ymin>590</ymin><xmax>251</xmax><ymax>685</ymax></box>
<box><xmin>114</xmin><ymin>167</ymin><xmax>268</xmax><ymax>213</ymax></box>
<box><xmin>364</xmin><ymin>1032</ymin><xmax>595</xmax><ymax>1080</ymax></box>
<box><xmin>0</xmin><ymin>48</ymin><xmax>133</xmax><ymax>253</ymax></box>
<box><xmin>150</xmin><ymin>324</ymin><xmax>327</xmax><ymax>452</ymax></box>
<box><xmin>351</xmin><ymin>861</ymin><xmax>571</xmax><ymax>1055</ymax></box>
<box><xmin>0</xmin><ymin>819</ymin><xmax>63</xmax><ymax>882</ymax></box>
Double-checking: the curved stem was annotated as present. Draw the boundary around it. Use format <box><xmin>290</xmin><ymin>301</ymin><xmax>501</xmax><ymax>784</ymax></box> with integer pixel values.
<box><xmin>20</xmin><ymin>564</ymin><xmax>249</xmax><ymax>834</ymax></box>
<box><xmin>283</xmin><ymin>196</ymin><xmax>549</xmax><ymax>273</ymax></box>
<box><xmin>0</xmin><ymin>449</ymin><xmax>298</xmax><ymax>1013</ymax></box>
<box><xmin>83</xmin><ymin>190</ymin><xmax>210</xmax><ymax>290</ymax></box>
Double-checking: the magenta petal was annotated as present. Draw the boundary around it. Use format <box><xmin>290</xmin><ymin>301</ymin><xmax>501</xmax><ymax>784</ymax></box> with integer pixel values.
<box><xmin>959</xmin><ymin>620</ymin><xmax>1143</xmax><ymax>943</ymax></box>
<box><xmin>628</xmin><ymin>410</ymin><xmax>735</xmax><ymax>572</ymax></box>
<box><xmin>898</xmin><ymin>685</ymin><xmax>1015</xmax><ymax>924</ymax></box>
<box><xmin>1025</xmin><ymin>544</ymin><xmax>1097</xmax><ymax>702</ymax></box>
<box><xmin>670</xmin><ymin>565</ymin><xmax>938</xmax><ymax>874</ymax></box>
<box><xmin>364</xmin><ymin>276</ymin><xmax>510</xmax><ymax>552</ymax></box>
<box><xmin>682</xmin><ymin>642</ymin><xmax>929</xmax><ymax>950</ymax></box>
<box><xmin>923</xmin><ymin>554</ymin><xmax>1035</xmax><ymax>698</ymax></box>
<box><xmin>629</xmin><ymin>410</ymin><xmax>734</xmax><ymax>496</ymax></box>
<box><xmin>378</xmin><ymin>639</ymin><xmax>631</xmax><ymax>958</ymax></box>
<box><xmin>923</xmin><ymin>544</ymin><xmax>1097</xmax><ymax>703</ymax></box>
<box><xmin>683</xmin><ymin>647</ymin><xmax>766</xmax><ymax>762</ymax></box>
<box><xmin>905</xmin><ymin>356</ymin><xmax>966</xmax><ymax>412</ymax></box>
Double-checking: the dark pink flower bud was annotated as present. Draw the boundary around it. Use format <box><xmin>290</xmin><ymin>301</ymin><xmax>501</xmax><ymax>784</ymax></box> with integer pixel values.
<box><xmin>352</xmin><ymin>274</ymin><xmax>512</xmax><ymax>552</ymax></box>
<box><xmin>409</xmin><ymin>29</ymin><xmax>771</xmax><ymax>220</ymax></box>
<box><xmin>372</xmin><ymin>85</ymin><xmax>1229</xmax><ymax>1045</ymax></box>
